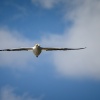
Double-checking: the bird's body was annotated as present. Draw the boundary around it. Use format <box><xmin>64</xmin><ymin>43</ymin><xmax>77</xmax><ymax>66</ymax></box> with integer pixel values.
<box><xmin>0</xmin><ymin>44</ymin><xmax>86</xmax><ymax>57</ymax></box>
<box><xmin>33</xmin><ymin>44</ymin><xmax>42</xmax><ymax>57</ymax></box>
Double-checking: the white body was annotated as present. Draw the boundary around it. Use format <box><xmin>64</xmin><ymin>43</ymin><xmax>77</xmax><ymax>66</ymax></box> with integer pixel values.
<box><xmin>33</xmin><ymin>44</ymin><xmax>42</xmax><ymax>57</ymax></box>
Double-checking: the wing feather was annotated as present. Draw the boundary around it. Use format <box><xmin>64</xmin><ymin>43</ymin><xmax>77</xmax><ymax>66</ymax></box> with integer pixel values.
<box><xmin>0</xmin><ymin>47</ymin><xmax>33</xmax><ymax>51</ymax></box>
<box><xmin>42</xmin><ymin>47</ymin><xmax>86</xmax><ymax>51</ymax></box>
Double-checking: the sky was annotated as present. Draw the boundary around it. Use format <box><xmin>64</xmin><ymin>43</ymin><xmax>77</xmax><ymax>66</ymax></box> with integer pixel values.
<box><xmin>0</xmin><ymin>0</ymin><xmax>100</xmax><ymax>100</ymax></box>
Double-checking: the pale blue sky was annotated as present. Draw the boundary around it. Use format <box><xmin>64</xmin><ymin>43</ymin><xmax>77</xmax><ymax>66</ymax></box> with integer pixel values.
<box><xmin>0</xmin><ymin>0</ymin><xmax>100</xmax><ymax>100</ymax></box>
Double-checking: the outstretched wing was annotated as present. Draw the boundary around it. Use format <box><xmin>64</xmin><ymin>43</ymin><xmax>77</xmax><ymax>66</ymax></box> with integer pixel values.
<box><xmin>42</xmin><ymin>47</ymin><xmax>86</xmax><ymax>51</ymax></box>
<box><xmin>0</xmin><ymin>47</ymin><xmax>33</xmax><ymax>51</ymax></box>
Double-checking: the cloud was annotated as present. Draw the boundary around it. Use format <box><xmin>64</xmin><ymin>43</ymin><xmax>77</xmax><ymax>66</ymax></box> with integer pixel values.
<box><xmin>50</xmin><ymin>0</ymin><xmax>100</xmax><ymax>79</ymax></box>
<box><xmin>31</xmin><ymin>0</ymin><xmax>83</xmax><ymax>10</ymax></box>
<box><xmin>0</xmin><ymin>86</ymin><xmax>44</xmax><ymax>100</ymax></box>
<box><xmin>31</xmin><ymin>0</ymin><xmax>62</xmax><ymax>9</ymax></box>
<box><xmin>0</xmin><ymin>28</ymin><xmax>36</xmax><ymax>69</ymax></box>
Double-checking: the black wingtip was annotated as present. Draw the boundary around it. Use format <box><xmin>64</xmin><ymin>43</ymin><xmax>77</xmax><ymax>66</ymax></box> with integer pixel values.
<box><xmin>81</xmin><ymin>47</ymin><xmax>86</xmax><ymax>49</ymax></box>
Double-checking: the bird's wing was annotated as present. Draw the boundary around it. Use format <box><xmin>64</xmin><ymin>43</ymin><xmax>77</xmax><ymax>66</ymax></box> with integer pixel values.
<box><xmin>42</xmin><ymin>47</ymin><xmax>86</xmax><ymax>51</ymax></box>
<box><xmin>0</xmin><ymin>47</ymin><xmax>33</xmax><ymax>51</ymax></box>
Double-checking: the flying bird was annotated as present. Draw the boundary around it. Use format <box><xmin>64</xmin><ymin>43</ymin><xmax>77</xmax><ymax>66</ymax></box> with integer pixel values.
<box><xmin>0</xmin><ymin>44</ymin><xmax>86</xmax><ymax>57</ymax></box>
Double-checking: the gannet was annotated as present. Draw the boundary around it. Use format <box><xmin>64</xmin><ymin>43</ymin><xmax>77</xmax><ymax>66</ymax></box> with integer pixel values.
<box><xmin>0</xmin><ymin>44</ymin><xmax>86</xmax><ymax>57</ymax></box>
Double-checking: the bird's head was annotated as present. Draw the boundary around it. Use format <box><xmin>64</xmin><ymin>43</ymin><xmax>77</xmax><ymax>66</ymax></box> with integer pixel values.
<box><xmin>35</xmin><ymin>44</ymin><xmax>40</xmax><ymax>47</ymax></box>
